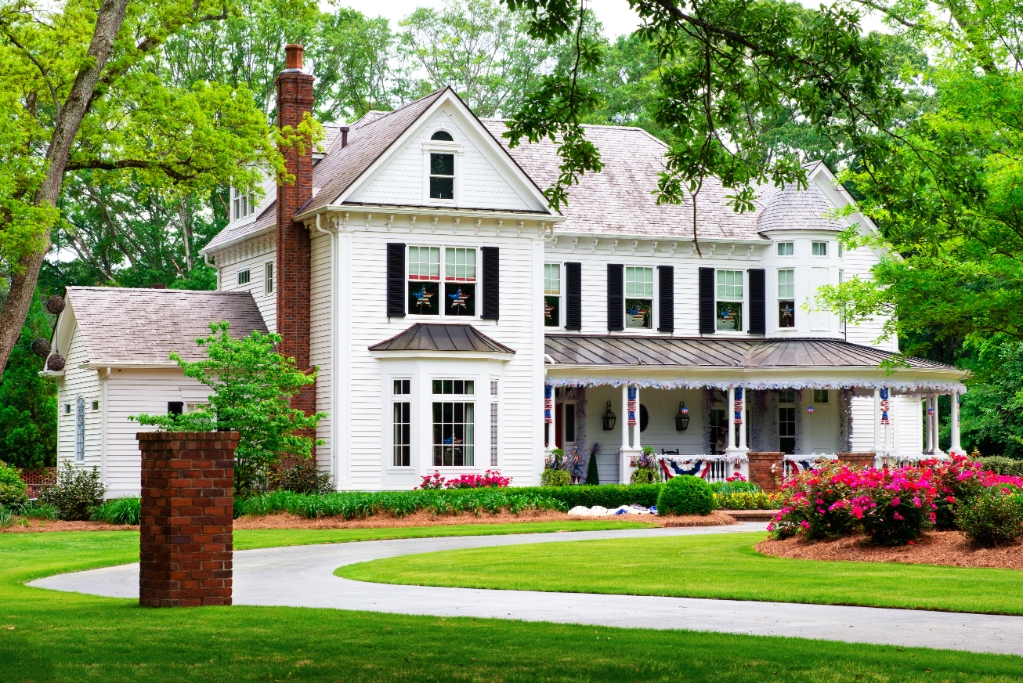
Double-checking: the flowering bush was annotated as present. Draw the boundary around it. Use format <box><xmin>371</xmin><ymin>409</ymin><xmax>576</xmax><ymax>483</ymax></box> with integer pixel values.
<box><xmin>845</xmin><ymin>466</ymin><xmax>937</xmax><ymax>545</ymax></box>
<box><xmin>769</xmin><ymin>461</ymin><xmax>857</xmax><ymax>540</ymax></box>
<box><xmin>445</xmin><ymin>470</ymin><xmax>511</xmax><ymax>489</ymax></box>
<box><xmin>714</xmin><ymin>491</ymin><xmax>776</xmax><ymax>510</ymax></box>
<box><xmin>418</xmin><ymin>472</ymin><xmax>445</xmax><ymax>490</ymax></box>
<box><xmin>925</xmin><ymin>455</ymin><xmax>986</xmax><ymax>530</ymax></box>
<box><xmin>630</xmin><ymin>446</ymin><xmax>661</xmax><ymax>484</ymax></box>
<box><xmin>956</xmin><ymin>488</ymin><xmax>1023</xmax><ymax>547</ymax></box>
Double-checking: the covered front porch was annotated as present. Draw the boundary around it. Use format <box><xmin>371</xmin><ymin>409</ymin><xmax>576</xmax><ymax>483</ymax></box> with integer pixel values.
<box><xmin>543</xmin><ymin>336</ymin><xmax>967</xmax><ymax>486</ymax></box>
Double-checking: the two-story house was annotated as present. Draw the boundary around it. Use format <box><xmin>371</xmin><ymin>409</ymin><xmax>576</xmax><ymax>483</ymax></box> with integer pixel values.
<box><xmin>45</xmin><ymin>45</ymin><xmax>966</xmax><ymax>496</ymax></box>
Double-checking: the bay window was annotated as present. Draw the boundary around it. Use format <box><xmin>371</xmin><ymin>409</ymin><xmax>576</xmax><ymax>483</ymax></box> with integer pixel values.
<box><xmin>625</xmin><ymin>266</ymin><xmax>653</xmax><ymax>329</ymax></box>
<box><xmin>432</xmin><ymin>379</ymin><xmax>474</xmax><ymax>466</ymax></box>
<box><xmin>716</xmin><ymin>270</ymin><xmax>743</xmax><ymax>331</ymax></box>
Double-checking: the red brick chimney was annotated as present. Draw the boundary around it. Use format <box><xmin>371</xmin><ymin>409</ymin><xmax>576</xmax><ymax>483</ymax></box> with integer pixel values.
<box><xmin>275</xmin><ymin>44</ymin><xmax>316</xmax><ymax>416</ymax></box>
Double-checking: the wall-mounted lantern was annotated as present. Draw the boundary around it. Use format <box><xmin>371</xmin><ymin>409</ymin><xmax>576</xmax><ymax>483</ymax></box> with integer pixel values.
<box><xmin>675</xmin><ymin>402</ymin><xmax>690</xmax><ymax>431</ymax></box>
<box><xmin>601</xmin><ymin>401</ymin><xmax>617</xmax><ymax>431</ymax></box>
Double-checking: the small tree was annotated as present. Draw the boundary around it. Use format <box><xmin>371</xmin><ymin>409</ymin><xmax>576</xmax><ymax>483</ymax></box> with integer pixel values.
<box><xmin>132</xmin><ymin>322</ymin><xmax>326</xmax><ymax>495</ymax></box>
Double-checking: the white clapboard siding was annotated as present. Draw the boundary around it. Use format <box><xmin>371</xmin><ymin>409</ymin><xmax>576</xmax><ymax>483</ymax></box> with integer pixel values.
<box><xmin>219</xmin><ymin>250</ymin><xmax>277</xmax><ymax>333</ymax></box>
<box><xmin>347</xmin><ymin>106</ymin><xmax>534</xmax><ymax>212</ymax></box>
<box><xmin>309</xmin><ymin>231</ymin><xmax>333</xmax><ymax>474</ymax></box>
<box><xmin>55</xmin><ymin>325</ymin><xmax>102</xmax><ymax>471</ymax></box>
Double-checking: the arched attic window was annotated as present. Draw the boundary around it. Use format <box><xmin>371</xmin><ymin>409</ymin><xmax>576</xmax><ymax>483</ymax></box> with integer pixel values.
<box><xmin>431</xmin><ymin>130</ymin><xmax>453</xmax><ymax>141</ymax></box>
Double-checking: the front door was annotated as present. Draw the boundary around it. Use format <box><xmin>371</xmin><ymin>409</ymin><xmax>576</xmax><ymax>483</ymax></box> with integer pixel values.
<box><xmin>563</xmin><ymin>402</ymin><xmax>576</xmax><ymax>456</ymax></box>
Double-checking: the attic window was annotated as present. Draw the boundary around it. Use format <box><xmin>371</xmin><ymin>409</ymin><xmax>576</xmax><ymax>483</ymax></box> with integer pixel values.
<box><xmin>431</xmin><ymin>130</ymin><xmax>453</xmax><ymax>141</ymax></box>
<box><xmin>231</xmin><ymin>187</ymin><xmax>256</xmax><ymax>221</ymax></box>
<box><xmin>430</xmin><ymin>153</ymin><xmax>455</xmax><ymax>200</ymax></box>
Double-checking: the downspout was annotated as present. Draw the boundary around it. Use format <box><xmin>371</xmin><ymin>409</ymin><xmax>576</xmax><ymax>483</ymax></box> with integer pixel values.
<box><xmin>100</xmin><ymin>367</ymin><xmax>110</xmax><ymax>496</ymax></box>
<box><xmin>314</xmin><ymin>213</ymin><xmax>338</xmax><ymax>487</ymax></box>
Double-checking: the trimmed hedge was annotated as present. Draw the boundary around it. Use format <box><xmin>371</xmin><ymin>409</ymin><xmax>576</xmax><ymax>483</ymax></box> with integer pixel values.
<box><xmin>658</xmin><ymin>476</ymin><xmax>714</xmax><ymax>516</ymax></box>
<box><xmin>978</xmin><ymin>457</ymin><xmax>1023</xmax><ymax>477</ymax></box>
<box><xmin>514</xmin><ymin>484</ymin><xmax>663</xmax><ymax>509</ymax></box>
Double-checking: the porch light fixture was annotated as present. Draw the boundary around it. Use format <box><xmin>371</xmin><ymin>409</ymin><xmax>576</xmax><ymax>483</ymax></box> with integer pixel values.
<box><xmin>601</xmin><ymin>401</ymin><xmax>617</xmax><ymax>431</ymax></box>
<box><xmin>675</xmin><ymin>402</ymin><xmax>690</xmax><ymax>431</ymax></box>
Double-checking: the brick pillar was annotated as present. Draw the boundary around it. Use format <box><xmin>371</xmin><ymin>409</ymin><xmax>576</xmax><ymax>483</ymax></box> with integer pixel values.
<box><xmin>837</xmin><ymin>452</ymin><xmax>877</xmax><ymax>470</ymax></box>
<box><xmin>747</xmin><ymin>452</ymin><xmax>784</xmax><ymax>492</ymax></box>
<box><xmin>138</xmin><ymin>431</ymin><xmax>236</xmax><ymax>608</ymax></box>
<box><xmin>275</xmin><ymin>43</ymin><xmax>316</xmax><ymax>416</ymax></box>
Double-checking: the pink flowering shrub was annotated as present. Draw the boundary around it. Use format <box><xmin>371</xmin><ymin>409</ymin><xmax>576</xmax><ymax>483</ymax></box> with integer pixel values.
<box><xmin>925</xmin><ymin>455</ymin><xmax>985</xmax><ymax>530</ymax></box>
<box><xmin>444</xmin><ymin>470</ymin><xmax>511</xmax><ymax>489</ymax></box>
<box><xmin>418</xmin><ymin>472</ymin><xmax>446</xmax><ymax>490</ymax></box>
<box><xmin>843</xmin><ymin>466</ymin><xmax>937</xmax><ymax>545</ymax></box>
<box><xmin>768</xmin><ymin>461</ymin><xmax>857</xmax><ymax>540</ymax></box>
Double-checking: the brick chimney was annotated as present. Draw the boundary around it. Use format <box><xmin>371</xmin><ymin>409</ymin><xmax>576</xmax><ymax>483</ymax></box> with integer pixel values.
<box><xmin>275</xmin><ymin>44</ymin><xmax>316</xmax><ymax>416</ymax></box>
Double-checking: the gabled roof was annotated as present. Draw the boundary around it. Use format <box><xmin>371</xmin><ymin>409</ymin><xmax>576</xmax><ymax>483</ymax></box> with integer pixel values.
<box><xmin>543</xmin><ymin>335</ymin><xmax>953</xmax><ymax>370</ymax></box>
<box><xmin>370</xmin><ymin>323</ymin><xmax>515</xmax><ymax>354</ymax></box>
<box><xmin>57</xmin><ymin>287</ymin><xmax>268</xmax><ymax>367</ymax></box>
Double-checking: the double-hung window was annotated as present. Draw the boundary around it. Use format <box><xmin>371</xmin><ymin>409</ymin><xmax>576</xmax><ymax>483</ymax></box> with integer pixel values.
<box><xmin>778</xmin><ymin>390</ymin><xmax>796</xmax><ymax>454</ymax></box>
<box><xmin>778</xmin><ymin>269</ymin><xmax>795</xmax><ymax>328</ymax></box>
<box><xmin>777</xmin><ymin>242</ymin><xmax>794</xmax><ymax>256</ymax></box>
<box><xmin>429</xmin><ymin>152</ymin><xmax>455</xmax><ymax>200</ymax></box>
<box><xmin>812</xmin><ymin>241</ymin><xmax>828</xmax><ymax>256</ymax></box>
<box><xmin>407</xmin><ymin>246</ymin><xmax>441</xmax><ymax>315</ymax></box>
<box><xmin>490</xmin><ymin>380</ymin><xmax>499</xmax><ymax>467</ymax></box>
<box><xmin>432</xmin><ymin>380</ymin><xmax>474</xmax><ymax>467</ymax></box>
<box><xmin>625</xmin><ymin>266</ymin><xmax>653</xmax><ymax>329</ymax></box>
<box><xmin>231</xmin><ymin>187</ymin><xmax>255</xmax><ymax>221</ymax></box>
<box><xmin>444</xmin><ymin>247</ymin><xmax>475</xmax><ymax>316</ymax></box>
<box><xmin>716</xmin><ymin>270</ymin><xmax>744</xmax><ymax>331</ymax></box>
<box><xmin>392</xmin><ymin>379</ymin><xmax>411</xmax><ymax>467</ymax></box>
<box><xmin>265</xmin><ymin>262</ymin><xmax>274</xmax><ymax>294</ymax></box>
<box><xmin>544</xmin><ymin>263</ymin><xmax>561</xmax><ymax>327</ymax></box>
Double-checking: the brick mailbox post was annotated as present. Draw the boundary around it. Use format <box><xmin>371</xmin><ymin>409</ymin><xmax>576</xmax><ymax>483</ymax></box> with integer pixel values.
<box><xmin>138</xmin><ymin>431</ymin><xmax>237</xmax><ymax>607</ymax></box>
<box><xmin>747</xmin><ymin>452</ymin><xmax>785</xmax><ymax>492</ymax></box>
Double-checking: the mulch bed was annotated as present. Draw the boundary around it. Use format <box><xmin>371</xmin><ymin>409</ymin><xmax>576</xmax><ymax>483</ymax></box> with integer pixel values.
<box><xmin>661</xmin><ymin>510</ymin><xmax>739</xmax><ymax>527</ymax></box>
<box><xmin>757</xmin><ymin>531</ymin><xmax>1023</xmax><ymax>570</ymax></box>
<box><xmin>234</xmin><ymin>510</ymin><xmax>665</xmax><ymax>530</ymax></box>
<box><xmin>1</xmin><ymin>519</ymin><xmax>138</xmax><ymax>533</ymax></box>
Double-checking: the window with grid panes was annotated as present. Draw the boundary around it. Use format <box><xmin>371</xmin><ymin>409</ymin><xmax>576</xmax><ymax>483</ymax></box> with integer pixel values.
<box><xmin>716</xmin><ymin>270</ymin><xmax>743</xmax><ymax>331</ymax></box>
<box><xmin>237</xmin><ymin>269</ymin><xmax>250</xmax><ymax>285</ymax></box>
<box><xmin>407</xmin><ymin>246</ymin><xmax>440</xmax><ymax>315</ymax></box>
<box><xmin>544</xmin><ymin>263</ymin><xmax>560</xmax><ymax>327</ymax></box>
<box><xmin>444</xmin><ymin>247</ymin><xmax>475</xmax><ymax>316</ymax></box>
<box><xmin>432</xmin><ymin>380</ymin><xmax>474</xmax><ymax>466</ymax></box>
<box><xmin>779</xmin><ymin>390</ymin><xmax>796</xmax><ymax>454</ymax></box>
<box><xmin>812</xmin><ymin>241</ymin><xmax>828</xmax><ymax>256</ymax></box>
<box><xmin>778</xmin><ymin>269</ymin><xmax>795</xmax><ymax>328</ymax></box>
<box><xmin>625</xmin><ymin>266</ymin><xmax>653</xmax><ymax>329</ymax></box>
<box><xmin>392</xmin><ymin>379</ymin><xmax>411</xmax><ymax>467</ymax></box>
<box><xmin>777</xmin><ymin>242</ymin><xmax>794</xmax><ymax>256</ymax></box>
<box><xmin>429</xmin><ymin>153</ymin><xmax>455</xmax><ymax>200</ymax></box>
<box><xmin>265</xmin><ymin>262</ymin><xmax>274</xmax><ymax>294</ymax></box>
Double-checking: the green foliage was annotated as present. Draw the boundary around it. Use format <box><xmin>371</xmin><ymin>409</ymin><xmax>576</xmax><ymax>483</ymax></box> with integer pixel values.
<box><xmin>526</xmin><ymin>484</ymin><xmax>662</xmax><ymax>509</ymax></box>
<box><xmin>0</xmin><ymin>296</ymin><xmax>56</xmax><ymax>468</ymax></box>
<box><xmin>235</xmin><ymin>488</ymin><xmax>567</xmax><ymax>520</ymax></box>
<box><xmin>21</xmin><ymin>501</ymin><xmax>57</xmax><ymax>520</ymax></box>
<box><xmin>0</xmin><ymin>507</ymin><xmax>13</xmax><ymax>529</ymax></box>
<box><xmin>977</xmin><ymin>456</ymin><xmax>1023</xmax><ymax>477</ymax></box>
<box><xmin>0</xmin><ymin>461</ymin><xmax>28</xmax><ymax>512</ymax></box>
<box><xmin>131</xmin><ymin>321</ymin><xmax>326</xmax><ymax>495</ymax></box>
<box><xmin>657</xmin><ymin>476</ymin><xmax>714</xmax><ymax>516</ymax></box>
<box><xmin>271</xmin><ymin>458</ymin><xmax>333</xmax><ymax>495</ymax></box>
<box><xmin>89</xmin><ymin>497</ymin><xmax>141</xmax><ymax>525</ymax></box>
<box><xmin>956</xmin><ymin>491</ymin><xmax>1023</xmax><ymax>548</ymax></box>
<box><xmin>714</xmin><ymin>491</ymin><xmax>775</xmax><ymax>510</ymax></box>
<box><xmin>630</xmin><ymin>468</ymin><xmax>659</xmax><ymax>485</ymax></box>
<box><xmin>584</xmin><ymin>450</ymin><xmax>599</xmax><ymax>485</ymax></box>
<box><xmin>38</xmin><ymin>463</ymin><xmax>105</xmax><ymax>521</ymax></box>
<box><xmin>540</xmin><ymin>468</ymin><xmax>570</xmax><ymax>486</ymax></box>
<box><xmin>709</xmin><ymin>480</ymin><xmax>762</xmax><ymax>495</ymax></box>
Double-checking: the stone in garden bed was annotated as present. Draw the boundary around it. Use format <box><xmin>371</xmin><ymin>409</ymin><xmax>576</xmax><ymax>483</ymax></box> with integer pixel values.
<box><xmin>757</xmin><ymin>531</ymin><xmax>1023</xmax><ymax>570</ymax></box>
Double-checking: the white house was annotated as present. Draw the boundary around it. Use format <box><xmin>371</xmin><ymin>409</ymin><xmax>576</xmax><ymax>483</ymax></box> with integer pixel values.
<box><xmin>46</xmin><ymin>44</ymin><xmax>966</xmax><ymax>495</ymax></box>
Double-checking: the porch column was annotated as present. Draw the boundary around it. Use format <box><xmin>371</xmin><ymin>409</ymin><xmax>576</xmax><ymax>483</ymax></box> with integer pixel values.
<box><xmin>621</xmin><ymin>385</ymin><xmax>630</xmax><ymax>450</ymax></box>
<box><xmin>873</xmin><ymin>388</ymin><xmax>881</xmax><ymax>453</ymax></box>
<box><xmin>726</xmin><ymin>386</ymin><xmax>736</xmax><ymax>453</ymax></box>
<box><xmin>924</xmin><ymin>396</ymin><xmax>933</xmax><ymax>454</ymax></box>
<box><xmin>633</xmin><ymin>386</ymin><xmax>642</xmax><ymax>451</ymax></box>
<box><xmin>738</xmin><ymin>387</ymin><xmax>748</xmax><ymax>452</ymax></box>
<box><xmin>950</xmin><ymin>392</ymin><xmax>963</xmax><ymax>455</ymax></box>
<box><xmin>931</xmin><ymin>392</ymin><xmax>943</xmax><ymax>456</ymax></box>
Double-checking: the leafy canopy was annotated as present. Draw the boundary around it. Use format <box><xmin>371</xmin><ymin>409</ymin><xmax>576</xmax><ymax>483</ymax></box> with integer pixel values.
<box><xmin>131</xmin><ymin>322</ymin><xmax>326</xmax><ymax>494</ymax></box>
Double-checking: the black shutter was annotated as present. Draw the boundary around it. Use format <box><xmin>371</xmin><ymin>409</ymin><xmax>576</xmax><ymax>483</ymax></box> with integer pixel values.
<box><xmin>481</xmin><ymin>246</ymin><xmax>499</xmax><ymax>320</ymax></box>
<box><xmin>607</xmin><ymin>263</ymin><xmax>624</xmax><ymax>332</ymax></box>
<box><xmin>386</xmin><ymin>243</ymin><xmax>406</xmax><ymax>318</ymax></box>
<box><xmin>699</xmin><ymin>267</ymin><xmax>715</xmax><ymax>334</ymax></box>
<box><xmin>658</xmin><ymin>265</ymin><xmax>674</xmax><ymax>333</ymax></box>
<box><xmin>565</xmin><ymin>262</ymin><xmax>581</xmax><ymax>331</ymax></box>
<box><xmin>749</xmin><ymin>268</ymin><xmax>766</xmax><ymax>335</ymax></box>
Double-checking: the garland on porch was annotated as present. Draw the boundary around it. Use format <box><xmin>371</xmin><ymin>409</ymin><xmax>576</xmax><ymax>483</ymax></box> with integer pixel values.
<box><xmin>544</xmin><ymin>377</ymin><xmax>967</xmax><ymax>394</ymax></box>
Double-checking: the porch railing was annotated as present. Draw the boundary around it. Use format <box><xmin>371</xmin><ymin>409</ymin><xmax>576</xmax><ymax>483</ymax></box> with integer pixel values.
<box><xmin>658</xmin><ymin>455</ymin><xmax>746</xmax><ymax>484</ymax></box>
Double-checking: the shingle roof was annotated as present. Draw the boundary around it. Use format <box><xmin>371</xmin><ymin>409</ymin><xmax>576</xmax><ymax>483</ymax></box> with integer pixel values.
<box><xmin>756</xmin><ymin>178</ymin><xmax>842</xmax><ymax>233</ymax></box>
<box><xmin>544</xmin><ymin>335</ymin><xmax>953</xmax><ymax>370</ymax></box>
<box><xmin>370</xmin><ymin>323</ymin><xmax>515</xmax><ymax>354</ymax></box>
<box><xmin>63</xmin><ymin>287</ymin><xmax>268</xmax><ymax>366</ymax></box>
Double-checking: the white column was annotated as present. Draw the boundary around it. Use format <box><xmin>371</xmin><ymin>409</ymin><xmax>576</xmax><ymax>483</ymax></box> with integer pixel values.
<box><xmin>924</xmin><ymin>396</ymin><xmax>933</xmax><ymax>454</ymax></box>
<box><xmin>726</xmin><ymin>386</ymin><xmax>737</xmax><ymax>453</ymax></box>
<box><xmin>931</xmin><ymin>392</ymin><xmax>943</xmax><ymax>455</ymax></box>
<box><xmin>633</xmin><ymin>386</ymin><xmax>642</xmax><ymax>450</ymax></box>
<box><xmin>873</xmin><ymin>388</ymin><xmax>881</xmax><ymax>453</ymax></box>
<box><xmin>950</xmin><ymin>392</ymin><xmax>962</xmax><ymax>455</ymax></box>
<box><xmin>621</xmin><ymin>385</ymin><xmax>630</xmax><ymax>450</ymax></box>
<box><xmin>738</xmin><ymin>388</ymin><xmax>748</xmax><ymax>452</ymax></box>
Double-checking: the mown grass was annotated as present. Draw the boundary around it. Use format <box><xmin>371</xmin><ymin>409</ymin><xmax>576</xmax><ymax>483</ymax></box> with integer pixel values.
<box><xmin>3</xmin><ymin>527</ymin><xmax>1023</xmax><ymax>682</ymax></box>
<box><xmin>339</xmin><ymin>531</ymin><xmax>1023</xmax><ymax>615</ymax></box>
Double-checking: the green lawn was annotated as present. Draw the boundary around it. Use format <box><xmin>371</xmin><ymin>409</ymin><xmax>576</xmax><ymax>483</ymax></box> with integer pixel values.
<box><xmin>2</xmin><ymin>527</ymin><xmax>1022</xmax><ymax>682</ymax></box>
<box><xmin>339</xmin><ymin>531</ymin><xmax>1023</xmax><ymax>616</ymax></box>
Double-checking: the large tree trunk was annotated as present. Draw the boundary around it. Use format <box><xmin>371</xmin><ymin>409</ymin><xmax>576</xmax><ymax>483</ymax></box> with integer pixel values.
<box><xmin>0</xmin><ymin>0</ymin><xmax>130</xmax><ymax>377</ymax></box>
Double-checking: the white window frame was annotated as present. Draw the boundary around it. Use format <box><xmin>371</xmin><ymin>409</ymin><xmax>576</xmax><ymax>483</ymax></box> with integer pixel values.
<box><xmin>391</xmin><ymin>378</ymin><xmax>412</xmax><ymax>469</ymax></box>
<box><xmin>431</xmin><ymin>378</ymin><xmax>476</xmax><ymax>468</ymax></box>
<box><xmin>489</xmin><ymin>379</ymin><xmax>499</xmax><ymax>468</ymax></box>
<box><xmin>777</xmin><ymin>242</ymin><xmax>794</xmax><ymax>256</ymax></box>
<box><xmin>715</xmin><ymin>269</ymin><xmax>745</xmax><ymax>333</ymax></box>
<box><xmin>231</xmin><ymin>187</ymin><xmax>256</xmax><ymax>221</ymax></box>
<box><xmin>777</xmin><ymin>268</ymin><xmax>795</xmax><ymax>329</ymax></box>
<box><xmin>264</xmin><ymin>261</ymin><xmax>274</xmax><ymax>295</ymax></box>
<box><xmin>544</xmin><ymin>263</ymin><xmax>561</xmax><ymax>328</ymax></box>
<box><xmin>74</xmin><ymin>396</ymin><xmax>85</xmax><ymax>462</ymax></box>
<box><xmin>812</xmin><ymin>241</ymin><xmax>828</xmax><ymax>256</ymax></box>
<box><xmin>624</xmin><ymin>265</ymin><xmax>655</xmax><ymax>331</ymax></box>
<box><xmin>406</xmin><ymin>245</ymin><xmax>479</xmax><ymax>319</ymax></box>
<box><xmin>237</xmin><ymin>268</ymin><xmax>250</xmax><ymax>286</ymax></box>
<box><xmin>421</xmin><ymin>132</ymin><xmax>463</xmax><ymax>206</ymax></box>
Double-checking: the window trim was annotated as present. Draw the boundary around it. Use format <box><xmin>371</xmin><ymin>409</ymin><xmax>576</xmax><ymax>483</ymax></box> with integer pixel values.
<box><xmin>388</xmin><ymin>378</ymin><xmax>413</xmax><ymax>470</ymax></box>
<box><xmin>714</xmin><ymin>269</ymin><xmax>745</xmax><ymax>333</ymax></box>
<box><xmin>264</xmin><ymin>260</ymin><xmax>274</xmax><ymax>295</ymax></box>
<box><xmin>777</xmin><ymin>268</ymin><xmax>795</xmax><ymax>329</ymax></box>
<box><xmin>74</xmin><ymin>396</ymin><xmax>85</xmax><ymax>462</ymax></box>
<box><xmin>623</xmin><ymin>265</ymin><xmax>655</xmax><ymax>331</ymax></box>
<box><xmin>237</xmin><ymin>268</ymin><xmax>251</xmax><ymax>286</ymax></box>
<box><xmin>422</xmin><ymin>136</ymin><xmax>463</xmax><ymax>205</ymax></box>
<box><xmin>777</xmin><ymin>241</ymin><xmax>795</xmax><ymax>257</ymax></box>
<box><xmin>812</xmin><ymin>241</ymin><xmax>829</xmax><ymax>257</ymax></box>
<box><xmin>544</xmin><ymin>262</ymin><xmax>562</xmax><ymax>328</ymax></box>
<box><xmin>406</xmin><ymin>244</ymin><xmax>479</xmax><ymax>320</ymax></box>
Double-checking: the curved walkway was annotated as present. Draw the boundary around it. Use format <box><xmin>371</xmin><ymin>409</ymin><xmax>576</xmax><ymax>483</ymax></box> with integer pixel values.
<box><xmin>30</xmin><ymin>523</ymin><xmax>1023</xmax><ymax>657</ymax></box>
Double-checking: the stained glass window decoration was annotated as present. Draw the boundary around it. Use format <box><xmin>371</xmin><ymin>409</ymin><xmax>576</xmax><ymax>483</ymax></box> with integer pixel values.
<box><xmin>778</xmin><ymin>269</ymin><xmax>795</xmax><ymax>328</ymax></box>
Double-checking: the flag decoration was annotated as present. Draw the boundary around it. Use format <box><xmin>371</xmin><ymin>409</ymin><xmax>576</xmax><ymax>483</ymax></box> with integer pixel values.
<box><xmin>927</xmin><ymin>406</ymin><xmax>935</xmax><ymax>416</ymax></box>
<box><xmin>544</xmin><ymin>384</ymin><xmax>553</xmax><ymax>424</ymax></box>
<box><xmin>544</xmin><ymin>300</ymin><xmax>555</xmax><ymax>319</ymax></box>
<box><xmin>412</xmin><ymin>285</ymin><xmax>434</xmax><ymax>308</ymax></box>
<box><xmin>733</xmin><ymin>387</ymin><xmax>743</xmax><ymax>425</ymax></box>
<box><xmin>447</xmin><ymin>286</ymin><xmax>470</xmax><ymax>309</ymax></box>
<box><xmin>627</xmin><ymin>386</ymin><xmax>637</xmax><ymax>426</ymax></box>
<box><xmin>880</xmin><ymin>387</ymin><xmax>890</xmax><ymax>425</ymax></box>
<box><xmin>627</xmin><ymin>302</ymin><xmax>649</xmax><ymax>326</ymax></box>
<box><xmin>807</xmin><ymin>406</ymin><xmax>814</xmax><ymax>414</ymax></box>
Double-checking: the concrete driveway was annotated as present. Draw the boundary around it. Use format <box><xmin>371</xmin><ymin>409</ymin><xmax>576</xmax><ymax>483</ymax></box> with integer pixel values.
<box><xmin>29</xmin><ymin>523</ymin><xmax>1023</xmax><ymax>656</ymax></box>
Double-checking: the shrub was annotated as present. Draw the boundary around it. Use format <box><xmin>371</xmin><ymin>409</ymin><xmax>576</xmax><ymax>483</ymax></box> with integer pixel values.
<box><xmin>0</xmin><ymin>507</ymin><xmax>14</xmax><ymax>529</ymax></box>
<box><xmin>0</xmin><ymin>461</ymin><xmax>28</xmax><ymax>512</ymax></box>
<box><xmin>978</xmin><ymin>456</ymin><xmax>1023</xmax><ymax>477</ymax></box>
<box><xmin>710</xmin><ymin>479</ymin><xmax>761</xmax><ymax>495</ymax></box>
<box><xmin>418</xmin><ymin>472</ymin><xmax>445</xmax><ymax>489</ymax></box>
<box><xmin>38</xmin><ymin>463</ymin><xmax>105</xmax><ymax>521</ymax></box>
<box><xmin>769</xmin><ymin>462</ymin><xmax>857</xmax><ymax>540</ymax></box>
<box><xmin>272</xmin><ymin>458</ymin><xmax>333</xmax><ymax>495</ymax></box>
<box><xmin>851</xmin><ymin>467</ymin><xmax>937</xmax><ymax>545</ymax></box>
<box><xmin>22</xmin><ymin>501</ymin><xmax>57</xmax><ymax>520</ymax></box>
<box><xmin>657</xmin><ymin>475</ymin><xmax>714</xmax><ymax>516</ymax></box>
<box><xmin>957</xmin><ymin>489</ymin><xmax>1023</xmax><ymax>547</ymax></box>
<box><xmin>90</xmin><ymin>497</ymin><xmax>141</xmax><ymax>525</ymax></box>
<box><xmin>445</xmin><ymin>471</ymin><xmax>510</xmax><ymax>489</ymax></box>
<box><xmin>630</xmin><ymin>447</ymin><xmax>661</xmax><ymax>484</ymax></box>
<box><xmin>714</xmin><ymin>491</ymin><xmax>776</xmax><ymax>510</ymax></box>
<box><xmin>541</xmin><ymin>469</ymin><xmax>570</xmax><ymax>486</ymax></box>
<box><xmin>926</xmin><ymin>455</ymin><xmax>985</xmax><ymax>530</ymax></box>
<box><xmin>523</xmin><ymin>483</ymin><xmax>662</xmax><ymax>509</ymax></box>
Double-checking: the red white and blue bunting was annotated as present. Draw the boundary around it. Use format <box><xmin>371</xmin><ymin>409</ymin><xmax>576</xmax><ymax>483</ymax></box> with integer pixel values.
<box><xmin>543</xmin><ymin>377</ymin><xmax>966</xmax><ymax>394</ymax></box>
